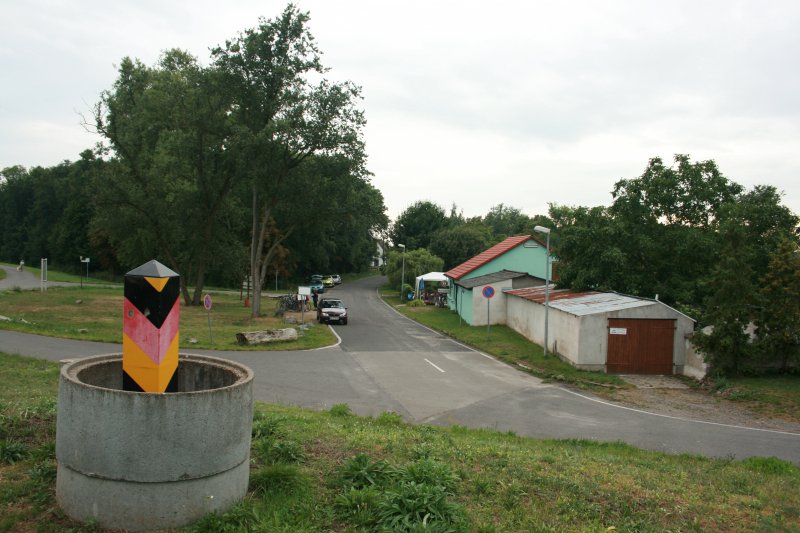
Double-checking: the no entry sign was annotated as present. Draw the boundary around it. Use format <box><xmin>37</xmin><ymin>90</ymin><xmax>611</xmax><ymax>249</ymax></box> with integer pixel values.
<box><xmin>482</xmin><ymin>286</ymin><xmax>495</xmax><ymax>299</ymax></box>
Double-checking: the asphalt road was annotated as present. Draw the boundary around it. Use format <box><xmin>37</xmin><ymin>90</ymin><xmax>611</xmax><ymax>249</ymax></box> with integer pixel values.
<box><xmin>1</xmin><ymin>274</ymin><xmax>798</xmax><ymax>464</ymax></box>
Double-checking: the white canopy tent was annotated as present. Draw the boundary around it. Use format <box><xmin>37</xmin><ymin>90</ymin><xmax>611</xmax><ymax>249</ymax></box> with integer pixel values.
<box><xmin>414</xmin><ymin>272</ymin><xmax>448</xmax><ymax>299</ymax></box>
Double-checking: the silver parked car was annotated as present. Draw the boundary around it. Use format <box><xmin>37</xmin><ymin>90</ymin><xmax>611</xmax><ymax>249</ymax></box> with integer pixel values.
<box><xmin>317</xmin><ymin>298</ymin><xmax>347</xmax><ymax>325</ymax></box>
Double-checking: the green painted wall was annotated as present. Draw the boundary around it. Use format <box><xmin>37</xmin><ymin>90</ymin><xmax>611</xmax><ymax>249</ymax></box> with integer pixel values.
<box><xmin>447</xmin><ymin>242</ymin><xmax>551</xmax><ymax>313</ymax></box>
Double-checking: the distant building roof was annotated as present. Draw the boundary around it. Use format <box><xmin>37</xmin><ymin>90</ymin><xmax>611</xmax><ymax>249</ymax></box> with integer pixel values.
<box><xmin>506</xmin><ymin>286</ymin><xmax>656</xmax><ymax>317</ymax></box>
<box><xmin>455</xmin><ymin>270</ymin><xmax>532</xmax><ymax>289</ymax></box>
<box><xmin>445</xmin><ymin>235</ymin><xmax>545</xmax><ymax>280</ymax></box>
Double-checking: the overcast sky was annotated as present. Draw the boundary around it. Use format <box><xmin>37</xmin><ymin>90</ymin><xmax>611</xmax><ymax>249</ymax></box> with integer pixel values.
<box><xmin>2</xmin><ymin>0</ymin><xmax>799</xmax><ymax>220</ymax></box>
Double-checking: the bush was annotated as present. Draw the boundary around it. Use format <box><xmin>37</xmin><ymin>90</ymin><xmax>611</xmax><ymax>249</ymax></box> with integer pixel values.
<box><xmin>0</xmin><ymin>440</ymin><xmax>29</xmax><ymax>464</ymax></box>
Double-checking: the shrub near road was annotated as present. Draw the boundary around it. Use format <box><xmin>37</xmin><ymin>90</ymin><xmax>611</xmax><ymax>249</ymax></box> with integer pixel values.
<box><xmin>1</xmin><ymin>351</ymin><xmax>799</xmax><ymax>531</ymax></box>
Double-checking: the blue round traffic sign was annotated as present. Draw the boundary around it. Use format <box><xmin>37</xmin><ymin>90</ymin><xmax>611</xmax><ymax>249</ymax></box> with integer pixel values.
<box><xmin>482</xmin><ymin>286</ymin><xmax>495</xmax><ymax>299</ymax></box>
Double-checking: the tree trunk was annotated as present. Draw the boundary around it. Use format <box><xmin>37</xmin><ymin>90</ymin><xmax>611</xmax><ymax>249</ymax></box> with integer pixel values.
<box><xmin>192</xmin><ymin>268</ymin><xmax>206</xmax><ymax>306</ymax></box>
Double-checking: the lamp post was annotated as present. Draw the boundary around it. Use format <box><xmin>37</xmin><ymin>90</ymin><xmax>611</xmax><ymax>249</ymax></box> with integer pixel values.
<box><xmin>533</xmin><ymin>226</ymin><xmax>551</xmax><ymax>357</ymax></box>
<box><xmin>398</xmin><ymin>244</ymin><xmax>406</xmax><ymax>301</ymax></box>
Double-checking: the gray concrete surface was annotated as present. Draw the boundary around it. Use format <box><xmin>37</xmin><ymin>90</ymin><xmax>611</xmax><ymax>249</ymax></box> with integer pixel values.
<box><xmin>0</xmin><ymin>264</ymin><xmax>73</xmax><ymax>290</ymax></box>
<box><xmin>1</xmin><ymin>275</ymin><xmax>799</xmax><ymax>464</ymax></box>
<box><xmin>56</xmin><ymin>354</ymin><xmax>253</xmax><ymax>531</ymax></box>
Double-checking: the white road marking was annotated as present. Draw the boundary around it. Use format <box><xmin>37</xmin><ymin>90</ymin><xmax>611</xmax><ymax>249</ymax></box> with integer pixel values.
<box><xmin>562</xmin><ymin>388</ymin><xmax>800</xmax><ymax>436</ymax></box>
<box><xmin>425</xmin><ymin>358</ymin><xmax>445</xmax><ymax>373</ymax></box>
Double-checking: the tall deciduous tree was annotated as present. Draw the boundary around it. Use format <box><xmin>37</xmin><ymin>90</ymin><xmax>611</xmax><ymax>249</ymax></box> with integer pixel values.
<box><xmin>430</xmin><ymin>225</ymin><xmax>490</xmax><ymax>271</ymax></box>
<box><xmin>93</xmin><ymin>49</ymin><xmax>238</xmax><ymax>305</ymax></box>
<box><xmin>212</xmin><ymin>5</ymin><xmax>367</xmax><ymax>316</ymax></box>
<box><xmin>691</xmin><ymin>222</ymin><xmax>757</xmax><ymax>375</ymax></box>
<box><xmin>483</xmin><ymin>203</ymin><xmax>530</xmax><ymax>240</ymax></box>
<box><xmin>390</xmin><ymin>201</ymin><xmax>448</xmax><ymax>250</ymax></box>
<box><xmin>756</xmin><ymin>238</ymin><xmax>800</xmax><ymax>371</ymax></box>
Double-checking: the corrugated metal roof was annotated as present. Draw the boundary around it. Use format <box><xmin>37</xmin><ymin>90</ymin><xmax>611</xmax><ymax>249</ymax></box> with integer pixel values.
<box><xmin>444</xmin><ymin>235</ymin><xmax>545</xmax><ymax>280</ymax></box>
<box><xmin>506</xmin><ymin>286</ymin><xmax>656</xmax><ymax>316</ymax></box>
<box><xmin>455</xmin><ymin>270</ymin><xmax>529</xmax><ymax>289</ymax></box>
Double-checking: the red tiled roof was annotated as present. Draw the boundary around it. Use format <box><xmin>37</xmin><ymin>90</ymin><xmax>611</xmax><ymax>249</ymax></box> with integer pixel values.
<box><xmin>444</xmin><ymin>235</ymin><xmax>544</xmax><ymax>280</ymax></box>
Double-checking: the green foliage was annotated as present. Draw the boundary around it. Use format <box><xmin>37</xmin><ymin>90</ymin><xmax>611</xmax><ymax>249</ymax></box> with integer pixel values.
<box><xmin>252</xmin><ymin>413</ymin><xmax>288</xmax><ymax>440</ymax></box>
<box><xmin>249</xmin><ymin>463</ymin><xmax>310</xmax><ymax>495</ymax></box>
<box><xmin>256</xmin><ymin>438</ymin><xmax>306</xmax><ymax>465</ymax></box>
<box><xmin>482</xmin><ymin>203</ymin><xmax>531</xmax><ymax>240</ymax></box>
<box><xmin>399</xmin><ymin>459</ymin><xmax>461</xmax><ymax>494</ymax></box>
<box><xmin>391</xmin><ymin>201</ymin><xmax>449</xmax><ymax>251</ymax></box>
<box><xmin>376</xmin><ymin>411</ymin><xmax>406</xmax><ymax>426</ymax></box>
<box><xmin>375</xmin><ymin>481</ymin><xmax>468</xmax><ymax>532</ymax></box>
<box><xmin>429</xmin><ymin>224</ymin><xmax>490</xmax><ymax>271</ymax></box>
<box><xmin>329</xmin><ymin>403</ymin><xmax>353</xmax><ymax>417</ymax></box>
<box><xmin>693</xmin><ymin>223</ymin><xmax>758</xmax><ymax>375</ymax></box>
<box><xmin>385</xmin><ymin>248</ymin><xmax>444</xmax><ymax>290</ymax></box>
<box><xmin>408</xmin><ymin>298</ymin><xmax>427</xmax><ymax>307</ymax></box>
<box><xmin>0</xmin><ymin>440</ymin><xmax>28</xmax><ymax>464</ymax></box>
<box><xmin>755</xmin><ymin>238</ymin><xmax>800</xmax><ymax>371</ymax></box>
<box><xmin>334</xmin><ymin>455</ymin><xmax>468</xmax><ymax>532</ymax></box>
<box><xmin>334</xmin><ymin>486</ymin><xmax>381</xmax><ymax>526</ymax></box>
<box><xmin>334</xmin><ymin>454</ymin><xmax>398</xmax><ymax>489</ymax></box>
<box><xmin>741</xmin><ymin>456</ymin><xmax>798</xmax><ymax>476</ymax></box>
<box><xmin>552</xmin><ymin>154</ymin><xmax>798</xmax><ymax>330</ymax></box>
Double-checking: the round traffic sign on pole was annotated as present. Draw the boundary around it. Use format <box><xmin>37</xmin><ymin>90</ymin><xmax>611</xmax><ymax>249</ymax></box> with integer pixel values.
<box><xmin>482</xmin><ymin>286</ymin><xmax>495</xmax><ymax>299</ymax></box>
<box><xmin>203</xmin><ymin>294</ymin><xmax>212</xmax><ymax>311</ymax></box>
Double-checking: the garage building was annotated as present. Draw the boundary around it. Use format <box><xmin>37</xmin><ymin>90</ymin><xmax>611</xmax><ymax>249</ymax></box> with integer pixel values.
<box><xmin>506</xmin><ymin>286</ymin><xmax>695</xmax><ymax>375</ymax></box>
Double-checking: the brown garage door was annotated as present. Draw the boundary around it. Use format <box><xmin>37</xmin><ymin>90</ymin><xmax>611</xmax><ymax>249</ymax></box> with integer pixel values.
<box><xmin>607</xmin><ymin>318</ymin><xmax>675</xmax><ymax>374</ymax></box>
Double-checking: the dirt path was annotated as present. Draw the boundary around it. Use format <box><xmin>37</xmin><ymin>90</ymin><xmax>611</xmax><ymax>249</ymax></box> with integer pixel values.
<box><xmin>605</xmin><ymin>375</ymin><xmax>800</xmax><ymax>433</ymax></box>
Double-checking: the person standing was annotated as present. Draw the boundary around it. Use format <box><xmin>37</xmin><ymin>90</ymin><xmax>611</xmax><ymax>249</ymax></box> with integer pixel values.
<box><xmin>312</xmin><ymin>291</ymin><xmax>318</xmax><ymax>309</ymax></box>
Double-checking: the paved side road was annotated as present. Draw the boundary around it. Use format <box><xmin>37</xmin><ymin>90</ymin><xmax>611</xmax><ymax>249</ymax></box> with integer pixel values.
<box><xmin>0</xmin><ymin>265</ymin><xmax>73</xmax><ymax>291</ymax></box>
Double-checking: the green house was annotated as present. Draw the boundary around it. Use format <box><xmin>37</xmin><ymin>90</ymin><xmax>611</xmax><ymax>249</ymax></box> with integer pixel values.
<box><xmin>444</xmin><ymin>235</ymin><xmax>551</xmax><ymax>325</ymax></box>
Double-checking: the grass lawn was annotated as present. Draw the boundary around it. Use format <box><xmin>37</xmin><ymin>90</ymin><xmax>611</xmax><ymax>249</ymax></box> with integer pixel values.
<box><xmin>1</xmin><ymin>351</ymin><xmax>798</xmax><ymax>532</ymax></box>
<box><xmin>0</xmin><ymin>285</ymin><xmax>336</xmax><ymax>351</ymax></box>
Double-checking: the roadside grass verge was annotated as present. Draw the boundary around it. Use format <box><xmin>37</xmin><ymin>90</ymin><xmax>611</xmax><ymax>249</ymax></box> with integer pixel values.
<box><xmin>1</xmin><ymin>351</ymin><xmax>798</xmax><ymax>532</ymax></box>
<box><xmin>717</xmin><ymin>375</ymin><xmax>800</xmax><ymax>423</ymax></box>
<box><xmin>0</xmin><ymin>269</ymin><xmax>6</xmax><ymax>282</ymax></box>
<box><xmin>0</xmin><ymin>285</ymin><xmax>336</xmax><ymax>350</ymax></box>
<box><xmin>379</xmin><ymin>286</ymin><xmax>628</xmax><ymax>392</ymax></box>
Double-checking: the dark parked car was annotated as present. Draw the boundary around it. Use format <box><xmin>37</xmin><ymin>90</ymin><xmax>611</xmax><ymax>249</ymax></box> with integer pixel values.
<box><xmin>309</xmin><ymin>279</ymin><xmax>324</xmax><ymax>293</ymax></box>
<box><xmin>317</xmin><ymin>298</ymin><xmax>347</xmax><ymax>325</ymax></box>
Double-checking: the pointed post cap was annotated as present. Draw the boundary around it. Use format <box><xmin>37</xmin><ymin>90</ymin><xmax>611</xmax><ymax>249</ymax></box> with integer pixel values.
<box><xmin>126</xmin><ymin>260</ymin><xmax>179</xmax><ymax>278</ymax></box>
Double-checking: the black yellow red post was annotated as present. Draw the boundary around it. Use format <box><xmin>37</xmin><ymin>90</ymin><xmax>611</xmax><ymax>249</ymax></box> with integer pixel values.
<box><xmin>122</xmin><ymin>260</ymin><xmax>180</xmax><ymax>393</ymax></box>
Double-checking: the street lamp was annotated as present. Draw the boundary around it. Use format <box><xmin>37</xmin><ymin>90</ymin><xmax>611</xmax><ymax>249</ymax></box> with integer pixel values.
<box><xmin>398</xmin><ymin>244</ymin><xmax>406</xmax><ymax>301</ymax></box>
<box><xmin>533</xmin><ymin>226</ymin><xmax>551</xmax><ymax>357</ymax></box>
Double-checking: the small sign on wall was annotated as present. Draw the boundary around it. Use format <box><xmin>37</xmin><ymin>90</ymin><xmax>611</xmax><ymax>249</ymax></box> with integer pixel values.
<box><xmin>610</xmin><ymin>327</ymin><xmax>627</xmax><ymax>335</ymax></box>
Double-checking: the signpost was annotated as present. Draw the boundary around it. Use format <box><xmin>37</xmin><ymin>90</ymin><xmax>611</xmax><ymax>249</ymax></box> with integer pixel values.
<box><xmin>298</xmin><ymin>286</ymin><xmax>311</xmax><ymax>325</ymax></box>
<box><xmin>40</xmin><ymin>258</ymin><xmax>47</xmax><ymax>292</ymax></box>
<box><xmin>482</xmin><ymin>285</ymin><xmax>495</xmax><ymax>340</ymax></box>
<box><xmin>204</xmin><ymin>293</ymin><xmax>213</xmax><ymax>344</ymax></box>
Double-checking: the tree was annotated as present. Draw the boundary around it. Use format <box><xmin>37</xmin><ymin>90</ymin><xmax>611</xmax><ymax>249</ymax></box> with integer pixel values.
<box><xmin>390</xmin><ymin>201</ymin><xmax>448</xmax><ymax>250</ymax></box>
<box><xmin>551</xmin><ymin>205</ymin><xmax>630</xmax><ymax>292</ymax></box>
<box><xmin>756</xmin><ymin>238</ymin><xmax>800</xmax><ymax>371</ymax></box>
<box><xmin>693</xmin><ymin>222</ymin><xmax>758</xmax><ymax>375</ymax></box>
<box><xmin>212</xmin><ymin>5</ymin><xmax>367</xmax><ymax>316</ymax></box>
<box><xmin>483</xmin><ymin>203</ymin><xmax>530</xmax><ymax>240</ymax></box>
<box><xmin>384</xmin><ymin>248</ymin><xmax>444</xmax><ymax>291</ymax></box>
<box><xmin>611</xmin><ymin>154</ymin><xmax>742</xmax><ymax>228</ymax></box>
<box><xmin>93</xmin><ymin>49</ymin><xmax>238</xmax><ymax>305</ymax></box>
<box><xmin>430</xmin><ymin>225</ymin><xmax>490</xmax><ymax>271</ymax></box>
<box><xmin>553</xmin><ymin>155</ymin><xmax>792</xmax><ymax>308</ymax></box>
